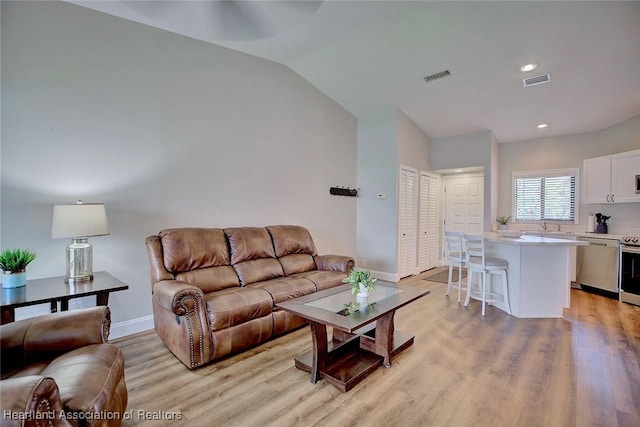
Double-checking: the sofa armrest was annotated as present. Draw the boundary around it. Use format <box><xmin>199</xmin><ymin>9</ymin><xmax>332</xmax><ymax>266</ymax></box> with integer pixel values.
<box><xmin>314</xmin><ymin>255</ymin><xmax>355</xmax><ymax>274</ymax></box>
<box><xmin>0</xmin><ymin>376</ymin><xmax>72</xmax><ymax>427</ymax></box>
<box><xmin>153</xmin><ymin>280</ymin><xmax>206</xmax><ymax>315</ymax></box>
<box><xmin>152</xmin><ymin>280</ymin><xmax>212</xmax><ymax>369</ymax></box>
<box><xmin>1</xmin><ymin>307</ymin><xmax>110</xmax><ymax>374</ymax></box>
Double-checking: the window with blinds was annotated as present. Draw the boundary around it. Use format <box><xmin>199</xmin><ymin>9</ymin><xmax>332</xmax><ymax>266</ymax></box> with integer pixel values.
<box><xmin>513</xmin><ymin>169</ymin><xmax>578</xmax><ymax>223</ymax></box>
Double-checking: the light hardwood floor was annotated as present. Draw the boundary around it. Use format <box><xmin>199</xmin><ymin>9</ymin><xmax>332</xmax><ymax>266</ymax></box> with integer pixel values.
<box><xmin>113</xmin><ymin>268</ymin><xmax>640</xmax><ymax>427</ymax></box>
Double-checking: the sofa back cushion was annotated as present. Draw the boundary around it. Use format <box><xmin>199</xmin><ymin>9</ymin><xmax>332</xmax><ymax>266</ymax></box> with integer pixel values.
<box><xmin>267</xmin><ymin>225</ymin><xmax>318</xmax><ymax>275</ymax></box>
<box><xmin>225</xmin><ymin>227</ymin><xmax>284</xmax><ymax>286</ymax></box>
<box><xmin>159</xmin><ymin>228</ymin><xmax>239</xmax><ymax>292</ymax></box>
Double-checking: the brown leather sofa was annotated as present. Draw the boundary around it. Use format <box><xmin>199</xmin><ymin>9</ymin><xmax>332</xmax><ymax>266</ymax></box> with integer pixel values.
<box><xmin>145</xmin><ymin>225</ymin><xmax>354</xmax><ymax>369</ymax></box>
<box><xmin>0</xmin><ymin>306</ymin><xmax>127</xmax><ymax>427</ymax></box>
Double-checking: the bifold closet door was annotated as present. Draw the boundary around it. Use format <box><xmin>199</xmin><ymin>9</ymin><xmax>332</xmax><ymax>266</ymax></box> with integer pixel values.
<box><xmin>399</xmin><ymin>166</ymin><xmax>417</xmax><ymax>278</ymax></box>
<box><xmin>419</xmin><ymin>172</ymin><xmax>440</xmax><ymax>272</ymax></box>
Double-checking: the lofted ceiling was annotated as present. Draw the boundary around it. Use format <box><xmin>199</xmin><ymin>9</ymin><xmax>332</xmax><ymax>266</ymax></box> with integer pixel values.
<box><xmin>69</xmin><ymin>0</ymin><xmax>640</xmax><ymax>143</ymax></box>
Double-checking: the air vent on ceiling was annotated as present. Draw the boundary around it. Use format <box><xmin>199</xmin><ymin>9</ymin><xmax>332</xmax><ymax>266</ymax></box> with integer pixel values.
<box><xmin>523</xmin><ymin>73</ymin><xmax>551</xmax><ymax>87</ymax></box>
<box><xmin>424</xmin><ymin>70</ymin><xmax>451</xmax><ymax>83</ymax></box>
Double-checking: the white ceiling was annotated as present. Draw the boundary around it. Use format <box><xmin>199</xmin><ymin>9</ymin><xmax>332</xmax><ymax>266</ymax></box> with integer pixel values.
<box><xmin>70</xmin><ymin>1</ymin><xmax>640</xmax><ymax>143</ymax></box>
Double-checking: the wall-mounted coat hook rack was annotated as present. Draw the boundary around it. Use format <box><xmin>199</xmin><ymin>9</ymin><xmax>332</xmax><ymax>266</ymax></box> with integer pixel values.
<box><xmin>330</xmin><ymin>186</ymin><xmax>359</xmax><ymax>197</ymax></box>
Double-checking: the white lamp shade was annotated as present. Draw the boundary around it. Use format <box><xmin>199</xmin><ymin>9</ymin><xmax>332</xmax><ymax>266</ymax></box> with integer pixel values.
<box><xmin>51</xmin><ymin>203</ymin><xmax>110</xmax><ymax>238</ymax></box>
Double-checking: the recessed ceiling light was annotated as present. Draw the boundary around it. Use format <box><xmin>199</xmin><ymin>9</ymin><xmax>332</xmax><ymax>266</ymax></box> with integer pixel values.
<box><xmin>536</xmin><ymin>123</ymin><xmax>549</xmax><ymax>129</ymax></box>
<box><xmin>521</xmin><ymin>63</ymin><xmax>537</xmax><ymax>72</ymax></box>
<box><xmin>454</xmin><ymin>169</ymin><xmax>463</xmax><ymax>173</ymax></box>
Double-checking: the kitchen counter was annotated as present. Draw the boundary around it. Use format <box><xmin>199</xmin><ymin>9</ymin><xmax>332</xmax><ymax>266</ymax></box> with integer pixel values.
<box><xmin>574</xmin><ymin>232</ymin><xmax>624</xmax><ymax>241</ymax></box>
<box><xmin>485</xmin><ymin>232</ymin><xmax>588</xmax><ymax>246</ymax></box>
<box><xmin>482</xmin><ymin>232</ymin><xmax>587</xmax><ymax>318</ymax></box>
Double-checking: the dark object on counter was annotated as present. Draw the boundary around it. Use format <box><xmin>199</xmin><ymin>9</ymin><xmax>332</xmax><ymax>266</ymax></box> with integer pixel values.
<box><xmin>595</xmin><ymin>213</ymin><xmax>611</xmax><ymax>234</ymax></box>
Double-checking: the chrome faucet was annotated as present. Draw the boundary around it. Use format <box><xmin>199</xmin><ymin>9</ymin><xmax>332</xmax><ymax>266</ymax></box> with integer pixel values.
<box><xmin>539</xmin><ymin>221</ymin><xmax>547</xmax><ymax>231</ymax></box>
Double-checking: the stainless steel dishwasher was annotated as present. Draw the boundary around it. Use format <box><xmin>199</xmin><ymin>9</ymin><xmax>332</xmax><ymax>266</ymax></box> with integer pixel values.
<box><xmin>576</xmin><ymin>236</ymin><xmax>620</xmax><ymax>293</ymax></box>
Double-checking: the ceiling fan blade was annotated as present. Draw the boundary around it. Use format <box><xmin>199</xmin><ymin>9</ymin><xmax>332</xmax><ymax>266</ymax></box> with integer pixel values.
<box><xmin>208</xmin><ymin>1</ymin><xmax>277</xmax><ymax>41</ymax></box>
<box><xmin>208</xmin><ymin>0</ymin><xmax>324</xmax><ymax>41</ymax></box>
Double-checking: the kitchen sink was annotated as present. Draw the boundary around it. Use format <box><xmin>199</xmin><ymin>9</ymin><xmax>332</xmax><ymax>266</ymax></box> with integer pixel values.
<box><xmin>523</xmin><ymin>231</ymin><xmax>576</xmax><ymax>238</ymax></box>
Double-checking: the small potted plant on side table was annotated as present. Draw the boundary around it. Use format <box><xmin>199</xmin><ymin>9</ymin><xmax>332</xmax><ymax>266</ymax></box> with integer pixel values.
<box><xmin>1</xmin><ymin>248</ymin><xmax>37</xmax><ymax>288</ymax></box>
<box><xmin>343</xmin><ymin>268</ymin><xmax>377</xmax><ymax>298</ymax></box>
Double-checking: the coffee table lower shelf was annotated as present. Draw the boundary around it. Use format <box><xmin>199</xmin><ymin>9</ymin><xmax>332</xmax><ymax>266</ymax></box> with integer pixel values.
<box><xmin>293</xmin><ymin>329</ymin><xmax>414</xmax><ymax>392</ymax></box>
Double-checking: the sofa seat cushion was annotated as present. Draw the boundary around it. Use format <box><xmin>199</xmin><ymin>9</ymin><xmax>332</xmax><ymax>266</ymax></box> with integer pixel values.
<box><xmin>40</xmin><ymin>344</ymin><xmax>125</xmax><ymax>417</ymax></box>
<box><xmin>292</xmin><ymin>270</ymin><xmax>348</xmax><ymax>291</ymax></box>
<box><xmin>278</xmin><ymin>253</ymin><xmax>317</xmax><ymax>276</ymax></box>
<box><xmin>247</xmin><ymin>277</ymin><xmax>317</xmax><ymax>304</ymax></box>
<box><xmin>175</xmin><ymin>265</ymin><xmax>240</xmax><ymax>293</ymax></box>
<box><xmin>233</xmin><ymin>258</ymin><xmax>284</xmax><ymax>287</ymax></box>
<box><xmin>205</xmin><ymin>287</ymin><xmax>273</xmax><ymax>331</ymax></box>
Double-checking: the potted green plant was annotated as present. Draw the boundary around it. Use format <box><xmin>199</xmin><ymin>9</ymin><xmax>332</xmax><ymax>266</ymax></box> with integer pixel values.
<box><xmin>342</xmin><ymin>268</ymin><xmax>377</xmax><ymax>297</ymax></box>
<box><xmin>1</xmin><ymin>248</ymin><xmax>37</xmax><ymax>288</ymax></box>
<box><xmin>496</xmin><ymin>216</ymin><xmax>511</xmax><ymax>230</ymax></box>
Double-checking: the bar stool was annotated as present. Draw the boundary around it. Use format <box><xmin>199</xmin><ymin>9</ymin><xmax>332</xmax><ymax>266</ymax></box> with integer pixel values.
<box><xmin>462</xmin><ymin>233</ymin><xmax>511</xmax><ymax>316</ymax></box>
<box><xmin>444</xmin><ymin>230</ymin><xmax>467</xmax><ymax>303</ymax></box>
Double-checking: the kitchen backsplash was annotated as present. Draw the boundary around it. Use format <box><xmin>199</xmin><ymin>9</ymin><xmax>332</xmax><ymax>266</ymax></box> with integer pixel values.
<box><xmin>506</xmin><ymin>203</ymin><xmax>640</xmax><ymax>236</ymax></box>
<box><xmin>584</xmin><ymin>203</ymin><xmax>640</xmax><ymax>235</ymax></box>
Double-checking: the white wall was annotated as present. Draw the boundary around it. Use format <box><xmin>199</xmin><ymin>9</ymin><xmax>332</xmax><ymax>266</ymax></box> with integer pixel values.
<box><xmin>356</xmin><ymin>109</ymin><xmax>397</xmax><ymax>275</ymax></box>
<box><xmin>397</xmin><ymin>109</ymin><xmax>431</xmax><ymax>172</ymax></box>
<box><xmin>490</xmin><ymin>134</ymin><xmax>499</xmax><ymax>230</ymax></box>
<box><xmin>356</xmin><ymin>108</ymin><xmax>431</xmax><ymax>279</ymax></box>
<box><xmin>498</xmin><ymin>115</ymin><xmax>640</xmax><ymax>235</ymax></box>
<box><xmin>430</xmin><ymin>130</ymin><xmax>495</xmax><ymax>231</ymax></box>
<box><xmin>1</xmin><ymin>1</ymin><xmax>357</xmax><ymax>331</ymax></box>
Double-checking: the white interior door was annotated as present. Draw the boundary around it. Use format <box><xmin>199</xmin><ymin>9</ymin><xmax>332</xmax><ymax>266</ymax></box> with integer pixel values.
<box><xmin>444</xmin><ymin>174</ymin><xmax>484</xmax><ymax>235</ymax></box>
<box><xmin>419</xmin><ymin>172</ymin><xmax>440</xmax><ymax>272</ymax></box>
<box><xmin>399</xmin><ymin>166</ymin><xmax>417</xmax><ymax>278</ymax></box>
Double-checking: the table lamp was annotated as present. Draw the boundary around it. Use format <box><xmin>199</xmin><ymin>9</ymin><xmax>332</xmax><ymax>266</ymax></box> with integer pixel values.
<box><xmin>51</xmin><ymin>201</ymin><xmax>109</xmax><ymax>283</ymax></box>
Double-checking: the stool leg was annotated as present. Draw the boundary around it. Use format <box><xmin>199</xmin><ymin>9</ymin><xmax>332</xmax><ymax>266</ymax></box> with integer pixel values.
<box><xmin>462</xmin><ymin>270</ymin><xmax>470</xmax><ymax>305</ymax></box>
<box><xmin>457</xmin><ymin>264</ymin><xmax>463</xmax><ymax>302</ymax></box>
<box><xmin>464</xmin><ymin>270</ymin><xmax>473</xmax><ymax>307</ymax></box>
<box><xmin>464</xmin><ymin>270</ymin><xmax>470</xmax><ymax>306</ymax></box>
<box><xmin>500</xmin><ymin>270</ymin><xmax>511</xmax><ymax>314</ymax></box>
<box><xmin>481</xmin><ymin>271</ymin><xmax>488</xmax><ymax>316</ymax></box>
<box><xmin>446</xmin><ymin>264</ymin><xmax>454</xmax><ymax>296</ymax></box>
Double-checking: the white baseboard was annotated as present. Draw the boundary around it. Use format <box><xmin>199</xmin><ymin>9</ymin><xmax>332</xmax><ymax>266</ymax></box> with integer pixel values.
<box><xmin>109</xmin><ymin>315</ymin><xmax>154</xmax><ymax>340</ymax></box>
<box><xmin>370</xmin><ymin>270</ymin><xmax>400</xmax><ymax>283</ymax></box>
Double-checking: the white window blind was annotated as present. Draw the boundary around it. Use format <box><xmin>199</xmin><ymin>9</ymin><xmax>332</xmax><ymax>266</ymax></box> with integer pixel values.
<box><xmin>513</xmin><ymin>169</ymin><xmax>578</xmax><ymax>223</ymax></box>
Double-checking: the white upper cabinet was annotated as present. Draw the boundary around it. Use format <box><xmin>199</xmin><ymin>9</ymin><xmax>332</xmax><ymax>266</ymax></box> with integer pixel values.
<box><xmin>611</xmin><ymin>150</ymin><xmax>640</xmax><ymax>202</ymax></box>
<box><xmin>583</xmin><ymin>149</ymin><xmax>640</xmax><ymax>204</ymax></box>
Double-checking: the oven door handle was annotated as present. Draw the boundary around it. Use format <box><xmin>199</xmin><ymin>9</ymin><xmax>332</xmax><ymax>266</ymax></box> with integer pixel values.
<box><xmin>622</xmin><ymin>245</ymin><xmax>640</xmax><ymax>254</ymax></box>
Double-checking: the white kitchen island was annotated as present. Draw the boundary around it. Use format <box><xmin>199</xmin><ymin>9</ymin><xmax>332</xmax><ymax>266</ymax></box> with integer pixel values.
<box><xmin>482</xmin><ymin>232</ymin><xmax>588</xmax><ymax>318</ymax></box>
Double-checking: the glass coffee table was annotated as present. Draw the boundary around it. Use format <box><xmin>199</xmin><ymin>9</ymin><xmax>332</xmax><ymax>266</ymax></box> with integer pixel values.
<box><xmin>276</xmin><ymin>281</ymin><xmax>430</xmax><ymax>392</ymax></box>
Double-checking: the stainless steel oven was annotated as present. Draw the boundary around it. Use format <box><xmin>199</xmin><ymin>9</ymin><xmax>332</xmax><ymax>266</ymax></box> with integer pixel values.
<box><xmin>620</xmin><ymin>236</ymin><xmax>640</xmax><ymax>306</ymax></box>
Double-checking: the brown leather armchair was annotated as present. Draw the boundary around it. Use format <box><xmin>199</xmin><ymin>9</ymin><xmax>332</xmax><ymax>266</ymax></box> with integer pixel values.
<box><xmin>1</xmin><ymin>307</ymin><xmax>127</xmax><ymax>427</ymax></box>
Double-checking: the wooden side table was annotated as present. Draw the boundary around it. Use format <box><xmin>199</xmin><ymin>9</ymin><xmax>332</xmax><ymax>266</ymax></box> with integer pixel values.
<box><xmin>0</xmin><ymin>271</ymin><xmax>128</xmax><ymax>325</ymax></box>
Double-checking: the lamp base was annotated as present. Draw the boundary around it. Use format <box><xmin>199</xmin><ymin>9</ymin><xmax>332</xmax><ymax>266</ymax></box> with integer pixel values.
<box><xmin>65</xmin><ymin>274</ymin><xmax>94</xmax><ymax>284</ymax></box>
<box><xmin>66</xmin><ymin>238</ymin><xmax>94</xmax><ymax>284</ymax></box>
